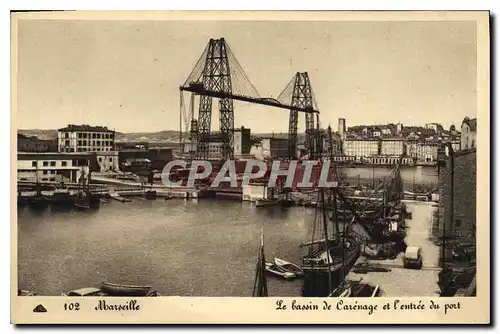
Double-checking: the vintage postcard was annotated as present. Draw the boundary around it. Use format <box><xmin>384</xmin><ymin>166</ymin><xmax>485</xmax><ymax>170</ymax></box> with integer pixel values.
<box><xmin>10</xmin><ymin>11</ymin><xmax>490</xmax><ymax>324</ymax></box>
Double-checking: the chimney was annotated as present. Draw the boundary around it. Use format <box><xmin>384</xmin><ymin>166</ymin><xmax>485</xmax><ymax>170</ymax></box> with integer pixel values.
<box><xmin>338</xmin><ymin>118</ymin><xmax>346</xmax><ymax>140</ymax></box>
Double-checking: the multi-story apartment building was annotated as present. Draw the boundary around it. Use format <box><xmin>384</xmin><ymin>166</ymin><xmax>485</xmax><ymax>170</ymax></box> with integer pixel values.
<box><xmin>380</xmin><ymin>138</ymin><xmax>404</xmax><ymax>156</ymax></box>
<box><xmin>342</xmin><ymin>139</ymin><xmax>379</xmax><ymax>159</ymax></box>
<box><xmin>461</xmin><ymin>117</ymin><xmax>477</xmax><ymax>150</ymax></box>
<box><xmin>406</xmin><ymin>140</ymin><xmax>439</xmax><ymax>163</ymax></box>
<box><xmin>58</xmin><ymin>124</ymin><xmax>115</xmax><ymax>153</ymax></box>
<box><xmin>17</xmin><ymin>152</ymin><xmax>92</xmax><ymax>183</ymax></box>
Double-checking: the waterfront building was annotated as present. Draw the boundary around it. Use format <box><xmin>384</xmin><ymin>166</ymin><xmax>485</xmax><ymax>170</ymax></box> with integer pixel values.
<box><xmin>18</xmin><ymin>134</ymin><xmax>58</xmax><ymax>153</ymax></box>
<box><xmin>406</xmin><ymin>140</ymin><xmax>439</xmax><ymax>163</ymax></box>
<box><xmin>380</xmin><ymin>138</ymin><xmax>404</xmax><ymax>156</ymax></box>
<box><xmin>58</xmin><ymin>124</ymin><xmax>115</xmax><ymax>153</ymax></box>
<box><xmin>342</xmin><ymin>139</ymin><xmax>379</xmax><ymax>159</ymax></box>
<box><xmin>261</xmin><ymin>137</ymin><xmax>288</xmax><ymax>159</ymax></box>
<box><xmin>95</xmin><ymin>151</ymin><xmax>120</xmax><ymax>172</ymax></box>
<box><xmin>119</xmin><ymin>148</ymin><xmax>173</xmax><ymax>171</ymax></box>
<box><xmin>17</xmin><ymin>152</ymin><xmax>93</xmax><ymax>183</ymax></box>
<box><xmin>461</xmin><ymin>117</ymin><xmax>477</xmax><ymax>150</ymax></box>
<box><xmin>363</xmin><ymin>156</ymin><xmax>413</xmax><ymax>166</ymax></box>
<box><xmin>233</xmin><ymin>126</ymin><xmax>251</xmax><ymax>157</ymax></box>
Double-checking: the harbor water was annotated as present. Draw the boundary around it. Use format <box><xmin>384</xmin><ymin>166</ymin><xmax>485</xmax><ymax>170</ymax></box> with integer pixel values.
<box><xmin>342</xmin><ymin>166</ymin><xmax>438</xmax><ymax>190</ymax></box>
<box><xmin>18</xmin><ymin>199</ymin><xmax>313</xmax><ymax>296</ymax></box>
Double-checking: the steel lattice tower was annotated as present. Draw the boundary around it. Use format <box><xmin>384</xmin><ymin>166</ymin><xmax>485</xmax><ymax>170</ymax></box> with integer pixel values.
<box><xmin>197</xmin><ymin>38</ymin><xmax>234</xmax><ymax>160</ymax></box>
<box><xmin>288</xmin><ymin>72</ymin><xmax>315</xmax><ymax>159</ymax></box>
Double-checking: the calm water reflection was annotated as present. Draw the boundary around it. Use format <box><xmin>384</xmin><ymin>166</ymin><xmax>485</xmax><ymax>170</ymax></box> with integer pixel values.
<box><xmin>18</xmin><ymin>199</ymin><xmax>315</xmax><ymax>296</ymax></box>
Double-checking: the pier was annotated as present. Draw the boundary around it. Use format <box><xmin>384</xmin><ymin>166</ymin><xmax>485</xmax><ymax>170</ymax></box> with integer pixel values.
<box><xmin>346</xmin><ymin>201</ymin><xmax>441</xmax><ymax>296</ymax></box>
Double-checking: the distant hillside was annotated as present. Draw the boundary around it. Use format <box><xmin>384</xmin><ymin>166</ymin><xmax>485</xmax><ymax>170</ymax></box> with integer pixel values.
<box><xmin>17</xmin><ymin>129</ymin><xmax>303</xmax><ymax>142</ymax></box>
<box><xmin>18</xmin><ymin>129</ymin><xmax>58</xmax><ymax>139</ymax></box>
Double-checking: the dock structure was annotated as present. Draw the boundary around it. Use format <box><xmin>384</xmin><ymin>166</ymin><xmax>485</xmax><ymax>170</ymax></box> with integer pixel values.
<box><xmin>345</xmin><ymin>201</ymin><xmax>441</xmax><ymax>296</ymax></box>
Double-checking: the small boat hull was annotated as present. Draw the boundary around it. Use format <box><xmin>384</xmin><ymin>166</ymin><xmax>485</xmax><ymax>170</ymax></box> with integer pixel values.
<box><xmin>274</xmin><ymin>258</ymin><xmax>304</xmax><ymax>277</ymax></box>
<box><xmin>265</xmin><ymin>263</ymin><xmax>296</xmax><ymax>279</ymax></box>
<box><xmin>100</xmin><ymin>282</ymin><xmax>152</xmax><ymax>297</ymax></box>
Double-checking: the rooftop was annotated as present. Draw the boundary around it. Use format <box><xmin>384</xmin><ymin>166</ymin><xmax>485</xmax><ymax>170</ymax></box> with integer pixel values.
<box><xmin>462</xmin><ymin>117</ymin><xmax>477</xmax><ymax>132</ymax></box>
<box><xmin>58</xmin><ymin>124</ymin><xmax>114</xmax><ymax>132</ymax></box>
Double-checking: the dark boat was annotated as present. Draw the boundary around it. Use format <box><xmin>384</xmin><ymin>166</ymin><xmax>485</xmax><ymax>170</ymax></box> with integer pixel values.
<box><xmin>49</xmin><ymin>188</ymin><xmax>75</xmax><ymax>209</ymax></box>
<box><xmin>100</xmin><ymin>282</ymin><xmax>154</xmax><ymax>297</ymax></box>
<box><xmin>301</xmin><ymin>236</ymin><xmax>360</xmax><ymax>297</ymax></box>
<box><xmin>300</xmin><ymin>188</ymin><xmax>362</xmax><ymax>297</ymax></box>
<box><xmin>27</xmin><ymin>195</ymin><xmax>50</xmax><ymax>210</ymax></box>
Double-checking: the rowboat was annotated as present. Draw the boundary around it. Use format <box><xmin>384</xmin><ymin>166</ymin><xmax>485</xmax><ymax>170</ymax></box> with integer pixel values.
<box><xmin>273</xmin><ymin>258</ymin><xmax>304</xmax><ymax>277</ymax></box>
<box><xmin>265</xmin><ymin>262</ymin><xmax>296</xmax><ymax>279</ymax></box>
<box><xmin>62</xmin><ymin>285</ymin><xmax>161</xmax><ymax>297</ymax></box>
<box><xmin>100</xmin><ymin>282</ymin><xmax>153</xmax><ymax>296</ymax></box>
<box><xmin>18</xmin><ymin>289</ymin><xmax>36</xmax><ymax>296</ymax></box>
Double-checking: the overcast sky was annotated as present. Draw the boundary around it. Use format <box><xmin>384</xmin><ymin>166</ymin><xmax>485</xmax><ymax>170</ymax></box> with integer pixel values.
<box><xmin>17</xmin><ymin>19</ymin><xmax>477</xmax><ymax>133</ymax></box>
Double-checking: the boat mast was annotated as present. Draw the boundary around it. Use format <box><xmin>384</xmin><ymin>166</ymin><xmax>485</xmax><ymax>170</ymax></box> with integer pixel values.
<box><xmin>179</xmin><ymin>90</ymin><xmax>183</xmax><ymax>153</ymax></box>
<box><xmin>320</xmin><ymin>188</ymin><xmax>332</xmax><ymax>295</ymax></box>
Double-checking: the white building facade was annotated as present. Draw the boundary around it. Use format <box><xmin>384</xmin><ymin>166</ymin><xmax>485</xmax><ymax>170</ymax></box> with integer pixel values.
<box><xmin>58</xmin><ymin>124</ymin><xmax>115</xmax><ymax>153</ymax></box>
<box><xmin>17</xmin><ymin>152</ymin><xmax>92</xmax><ymax>183</ymax></box>
<box><xmin>380</xmin><ymin>139</ymin><xmax>404</xmax><ymax>156</ymax></box>
<box><xmin>342</xmin><ymin>139</ymin><xmax>379</xmax><ymax>159</ymax></box>
<box><xmin>461</xmin><ymin>117</ymin><xmax>477</xmax><ymax>150</ymax></box>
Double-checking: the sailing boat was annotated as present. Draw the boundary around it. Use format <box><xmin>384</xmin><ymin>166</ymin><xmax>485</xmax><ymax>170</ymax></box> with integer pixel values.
<box><xmin>74</xmin><ymin>169</ymin><xmax>100</xmax><ymax>210</ymax></box>
<box><xmin>301</xmin><ymin>188</ymin><xmax>361</xmax><ymax>297</ymax></box>
<box><xmin>252</xmin><ymin>229</ymin><xmax>269</xmax><ymax>297</ymax></box>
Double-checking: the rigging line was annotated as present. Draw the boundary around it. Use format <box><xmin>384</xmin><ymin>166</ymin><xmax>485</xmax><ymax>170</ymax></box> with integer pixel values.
<box><xmin>225</xmin><ymin>42</ymin><xmax>260</xmax><ymax>98</ymax></box>
<box><xmin>183</xmin><ymin>42</ymin><xmax>210</xmax><ymax>87</ymax></box>
<box><xmin>276</xmin><ymin>76</ymin><xmax>296</xmax><ymax>103</ymax></box>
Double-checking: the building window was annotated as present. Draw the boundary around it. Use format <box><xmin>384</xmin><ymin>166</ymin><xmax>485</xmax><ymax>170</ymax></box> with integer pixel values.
<box><xmin>50</xmin><ymin>161</ymin><xmax>56</xmax><ymax>167</ymax></box>
<box><xmin>83</xmin><ymin>133</ymin><xmax>87</xmax><ymax>139</ymax></box>
<box><xmin>98</xmin><ymin>157</ymin><xmax>102</xmax><ymax>162</ymax></box>
<box><xmin>31</xmin><ymin>161</ymin><xmax>37</xmax><ymax>167</ymax></box>
<box><xmin>65</xmin><ymin>132</ymin><xmax>69</xmax><ymax>138</ymax></box>
<box><xmin>109</xmin><ymin>158</ymin><xmax>113</xmax><ymax>163</ymax></box>
<box><xmin>78</xmin><ymin>133</ymin><xmax>82</xmax><ymax>138</ymax></box>
<box><xmin>43</xmin><ymin>170</ymin><xmax>48</xmax><ymax>175</ymax></box>
<box><xmin>43</xmin><ymin>161</ymin><xmax>48</xmax><ymax>166</ymax></box>
<box><xmin>62</xmin><ymin>161</ymin><xmax>67</xmax><ymax>167</ymax></box>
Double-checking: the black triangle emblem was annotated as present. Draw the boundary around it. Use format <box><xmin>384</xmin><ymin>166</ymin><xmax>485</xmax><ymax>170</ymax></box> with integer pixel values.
<box><xmin>33</xmin><ymin>304</ymin><xmax>47</xmax><ymax>313</ymax></box>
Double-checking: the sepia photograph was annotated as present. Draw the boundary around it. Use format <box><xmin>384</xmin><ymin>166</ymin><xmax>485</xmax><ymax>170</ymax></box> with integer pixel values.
<box><xmin>10</xmin><ymin>10</ymin><xmax>490</xmax><ymax>324</ymax></box>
